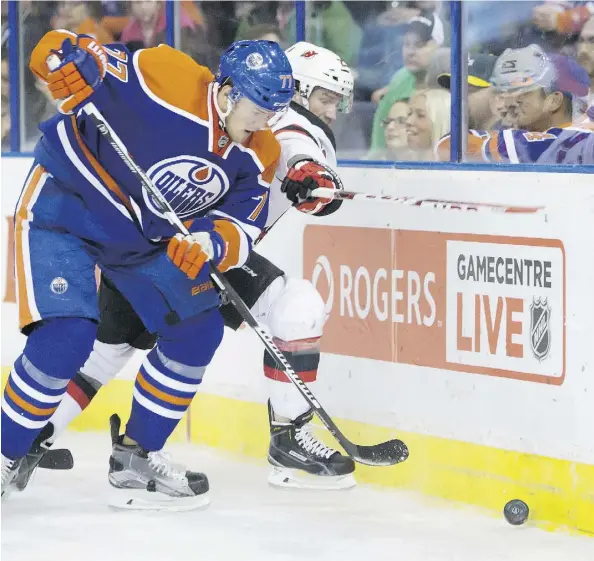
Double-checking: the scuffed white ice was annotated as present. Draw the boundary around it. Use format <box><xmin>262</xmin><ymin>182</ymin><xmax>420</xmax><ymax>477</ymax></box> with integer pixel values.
<box><xmin>2</xmin><ymin>432</ymin><xmax>593</xmax><ymax>561</ymax></box>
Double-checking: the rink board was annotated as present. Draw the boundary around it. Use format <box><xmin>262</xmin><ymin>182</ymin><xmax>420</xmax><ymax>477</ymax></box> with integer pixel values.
<box><xmin>2</xmin><ymin>158</ymin><xmax>594</xmax><ymax>536</ymax></box>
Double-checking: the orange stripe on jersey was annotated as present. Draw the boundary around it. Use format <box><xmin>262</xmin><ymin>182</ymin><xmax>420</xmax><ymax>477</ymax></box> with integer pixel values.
<box><xmin>438</xmin><ymin>133</ymin><xmax>497</xmax><ymax>162</ymax></box>
<box><xmin>466</xmin><ymin>134</ymin><xmax>489</xmax><ymax>161</ymax></box>
<box><xmin>435</xmin><ymin>135</ymin><xmax>451</xmax><ymax>162</ymax></box>
<box><xmin>5</xmin><ymin>381</ymin><xmax>58</xmax><ymax>417</ymax></box>
<box><xmin>136</xmin><ymin>373</ymin><xmax>193</xmax><ymax>407</ymax></box>
<box><xmin>15</xmin><ymin>165</ymin><xmax>45</xmax><ymax>329</ymax></box>
<box><xmin>248</xmin><ymin>192</ymin><xmax>268</xmax><ymax>221</ymax></box>
<box><xmin>247</xmin><ymin>129</ymin><xmax>281</xmax><ymax>184</ymax></box>
<box><xmin>70</xmin><ymin>116</ymin><xmax>133</xmax><ymax>212</ymax></box>
<box><xmin>213</xmin><ymin>220</ymin><xmax>242</xmax><ymax>273</ymax></box>
<box><xmin>261</xmin><ymin>161</ymin><xmax>277</xmax><ymax>185</ymax></box>
<box><xmin>29</xmin><ymin>30</ymin><xmax>77</xmax><ymax>82</ymax></box>
<box><xmin>136</xmin><ymin>45</ymin><xmax>212</xmax><ymax>122</ymax></box>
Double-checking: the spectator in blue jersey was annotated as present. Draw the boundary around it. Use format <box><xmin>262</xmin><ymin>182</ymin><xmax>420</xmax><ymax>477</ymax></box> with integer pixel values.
<box><xmin>436</xmin><ymin>44</ymin><xmax>592</xmax><ymax>163</ymax></box>
<box><xmin>491</xmin><ymin>44</ymin><xmax>590</xmax><ymax>130</ymax></box>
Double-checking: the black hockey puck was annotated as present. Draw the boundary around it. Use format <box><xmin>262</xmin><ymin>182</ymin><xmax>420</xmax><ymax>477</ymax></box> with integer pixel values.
<box><xmin>504</xmin><ymin>499</ymin><xmax>529</xmax><ymax>525</ymax></box>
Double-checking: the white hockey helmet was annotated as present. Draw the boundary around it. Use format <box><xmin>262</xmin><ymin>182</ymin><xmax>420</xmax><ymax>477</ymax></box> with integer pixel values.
<box><xmin>285</xmin><ymin>41</ymin><xmax>354</xmax><ymax>113</ymax></box>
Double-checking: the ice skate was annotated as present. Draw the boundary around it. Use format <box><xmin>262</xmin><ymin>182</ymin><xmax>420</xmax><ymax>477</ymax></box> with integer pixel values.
<box><xmin>267</xmin><ymin>401</ymin><xmax>356</xmax><ymax>490</ymax></box>
<box><xmin>107</xmin><ymin>415</ymin><xmax>209</xmax><ymax>511</ymax></box>
<box><xmin>13</xmin><ymin>422</ymin><xmax>74</xmax><ymax>492</ymax></box>
<box><xmin>1</xmin><ymin>455</ymin><xmax>23</xmax><ymax>500</ymax></box>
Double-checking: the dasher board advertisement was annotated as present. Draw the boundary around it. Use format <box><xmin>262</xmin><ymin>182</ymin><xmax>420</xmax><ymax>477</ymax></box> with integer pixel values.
<box><xmin>304</xmin><ymin>227</ymin><xmax>565</xmax><ymax>385</ymax></box>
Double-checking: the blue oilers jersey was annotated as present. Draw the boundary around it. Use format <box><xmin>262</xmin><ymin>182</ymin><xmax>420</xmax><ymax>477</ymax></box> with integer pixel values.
<box><xmin>29</xmin><ymin>31</ymin><xmax>280</xmax><ymax>267</ymax></box>
<box><xmin>437</xmin><ymin>125</ymin><xmax>594</xmax><ymax>164</ymax></box>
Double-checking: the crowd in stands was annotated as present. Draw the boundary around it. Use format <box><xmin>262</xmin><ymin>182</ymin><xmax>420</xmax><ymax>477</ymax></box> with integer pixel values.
<box><xmin>2</xmin><ymin>0</ymin><xmax>594</xmax><ymax>162</ymax></box>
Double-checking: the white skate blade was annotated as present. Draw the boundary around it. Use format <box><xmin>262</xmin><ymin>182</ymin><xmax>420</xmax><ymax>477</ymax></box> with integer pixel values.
<box><xmin>108</xmin><ymin>488</ymin><xmax>210</xmax><ymax>512</ymax></box>
<box><xmin>1</xmin><ymin>485</ymin><xmax>16</xmax><ymax>501</ymax></box>
<box><xmin>268</xmin><ymin>467</ymin><xmax>357</xmax><ymax>490</ymax></box>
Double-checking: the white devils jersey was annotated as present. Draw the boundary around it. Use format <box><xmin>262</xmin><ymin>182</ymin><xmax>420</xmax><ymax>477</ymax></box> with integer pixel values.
<box><xmin>267</xmin><ymin>101</ymin><xmax>338</xmax><ymax>226</ymax></box>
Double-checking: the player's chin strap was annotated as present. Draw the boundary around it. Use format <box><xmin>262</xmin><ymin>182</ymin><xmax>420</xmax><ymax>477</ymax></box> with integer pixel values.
<box><xmin>212</xmin><ymin>82</ymin><xmax>234</xmax><ymax>128</ymax></box>
<box><xmin>296</xmin><ymin>89</ymin><xmax>310</xmax><ymax>111</ymax></box>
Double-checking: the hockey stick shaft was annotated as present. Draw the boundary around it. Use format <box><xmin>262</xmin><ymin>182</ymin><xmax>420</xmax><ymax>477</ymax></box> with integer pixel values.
<box><xmin>310</xmin><ymin>187</ymin><xmax>543</xmax><ymax>214</ymax></box>
<box><xmin>82</xmin><ymin>102</ymin><xmax>408</xmax><ymax>467</ymax></box>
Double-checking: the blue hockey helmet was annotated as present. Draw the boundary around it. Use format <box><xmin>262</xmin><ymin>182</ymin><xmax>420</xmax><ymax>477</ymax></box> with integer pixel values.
<box><xmin>216</xmin><ymin>40</ymin><xmax>294</xmax><ymax>112</ymax></box>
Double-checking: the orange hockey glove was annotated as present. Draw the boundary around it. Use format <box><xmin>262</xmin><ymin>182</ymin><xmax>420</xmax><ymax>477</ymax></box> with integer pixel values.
<box><xmin>167</xmin><ymin>232</ymin><xmax>219</xmax><ymax>280</ymax></box>
<box><xmin>46</xmin><ymin>36</ymin><xmax>108</xmax><ymax>114</ymax></box>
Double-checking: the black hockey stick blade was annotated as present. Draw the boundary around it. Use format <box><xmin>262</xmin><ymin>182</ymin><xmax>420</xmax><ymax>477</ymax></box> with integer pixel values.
<box><xmin>344</xmin><ymin>439</ymin><xmax>409</xmax><ymax>467</ymax></box>
<box><xmin>38</xmin><ymin>448</ymin><xmax>74</xmax><ymax>470</ymax></box>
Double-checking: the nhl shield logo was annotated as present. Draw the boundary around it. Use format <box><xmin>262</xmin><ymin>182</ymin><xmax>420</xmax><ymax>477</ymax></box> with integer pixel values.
<box><xmin>530</xmin><ymin>297</ymin><xmax>551</xmax><ymax>361</ymax></box>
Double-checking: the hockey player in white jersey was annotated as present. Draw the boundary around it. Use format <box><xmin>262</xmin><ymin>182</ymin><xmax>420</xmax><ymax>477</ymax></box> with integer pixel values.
<box><xmin>14</xmin><ymin>42</ymin><xmax>357</xmax><ymax>495</ymax></box>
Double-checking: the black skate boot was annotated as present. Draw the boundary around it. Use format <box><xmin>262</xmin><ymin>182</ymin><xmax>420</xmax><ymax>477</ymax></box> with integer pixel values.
<box><xmin>107</xmin><ymin>414</ymin><xmax>209</xmax><ymax>511</ymax></box>
<box><xmin>267</xmin><ymin>401</ymin><xmax>356</xmax><ymax>490</ymax></box>
<box><xmin>14</xmin><ymin>423</ymin><xmax>74</xmax><ymax>492</ymax></box>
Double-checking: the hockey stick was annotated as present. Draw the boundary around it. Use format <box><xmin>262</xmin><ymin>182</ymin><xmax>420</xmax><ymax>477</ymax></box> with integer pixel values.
<box><xmin>38</xmin><ymin>448</ymin><xmax>74</xmax><ymax>470</ymax></box>
<box><xmin>81</xmin><ymin>102</ymin><xmax>408</xmax><ymax>467</ymax></box>
<box><xmin>310</xmin><ymin>187</ymin><xmax>543</xmax><ymax>214</ymax></box>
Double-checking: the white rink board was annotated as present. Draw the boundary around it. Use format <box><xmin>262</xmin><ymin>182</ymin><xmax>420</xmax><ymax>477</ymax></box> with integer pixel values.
<box><xmin>2</xmin><ymin>157</ymin><xmax>594</xmax><ymax>465</ymax></box>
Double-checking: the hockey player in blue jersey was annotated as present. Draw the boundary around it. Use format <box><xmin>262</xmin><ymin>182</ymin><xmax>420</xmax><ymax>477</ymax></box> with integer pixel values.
<box><xmin>1</xmin><ymin>31</ymin><xmax>294</xmax><ymax>509</ymax></box>
<box><xmin>11</xmin><ymin>42</ymin><xmax>359</xmax><ymax>501</ymax></box>
<box><xmin>437</xmin><ymin>44</ymin><xmax>594</xmax><ymax>164</ymax></box>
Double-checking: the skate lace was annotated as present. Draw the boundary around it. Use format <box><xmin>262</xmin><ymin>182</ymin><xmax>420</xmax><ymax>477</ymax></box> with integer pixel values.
<box><xmin>1</xmin><ymin>457</ymin><xmax>15</xmax><ymax>485</ymax></box>
<box><xmin>147</xmin><ymin>451</ymin><xmax>187</xmax><ymax>481</ymax></box>
<box><xmin>295</xmin><ymin>425</ymin><xmax>336</xmax><ymax>459</ymax></box>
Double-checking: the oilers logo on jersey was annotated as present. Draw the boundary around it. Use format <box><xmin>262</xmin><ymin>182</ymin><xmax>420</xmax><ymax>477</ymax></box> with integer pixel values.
<box><xmin>144</xmin><ymin>156</ymin><xmax>230</xmax><ymax>219</ymax></box>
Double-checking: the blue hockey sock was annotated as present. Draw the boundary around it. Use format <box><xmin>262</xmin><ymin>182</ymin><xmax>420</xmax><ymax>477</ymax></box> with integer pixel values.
<box><xmin>1</xmin><ymin>318</ymin><xmax>96</xmax><ymax>459</ymax></box>
<box><xmin>125</xmin><ymin>309</ymin><xmax>223</xmax><ymax>451</ymax></box>
<box><xmin>126</xmin><ymin>348</ymin><xmax>204</xmax><ymax>451</ymax></box>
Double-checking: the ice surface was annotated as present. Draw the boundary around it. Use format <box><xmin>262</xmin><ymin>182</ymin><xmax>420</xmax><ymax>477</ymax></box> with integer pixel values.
<box><xmin>2</xmin><ymin>432</ymin><xmax>593</xmax><ymax>561</ymax></box>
